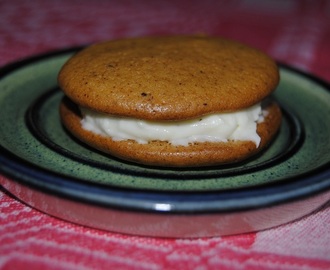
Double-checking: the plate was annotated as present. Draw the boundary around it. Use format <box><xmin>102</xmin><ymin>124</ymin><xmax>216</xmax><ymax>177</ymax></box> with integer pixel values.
<box><xmin>0</xmin><ymin>48</ymin><xmax>329</xmax><ymax>238</ymax></box>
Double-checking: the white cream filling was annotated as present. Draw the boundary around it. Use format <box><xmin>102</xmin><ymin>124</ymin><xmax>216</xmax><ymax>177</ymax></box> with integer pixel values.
<box><xmin>80</xmin><ymin>103</ymin><xmax>265</xmax><ymax>147</ymax></box>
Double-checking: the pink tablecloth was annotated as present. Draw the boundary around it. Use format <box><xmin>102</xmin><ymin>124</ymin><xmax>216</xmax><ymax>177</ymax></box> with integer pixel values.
<box><xmin>1</xmin><ymin>1</ymin><xmax>329</xmax><ymax>269</ymax></box>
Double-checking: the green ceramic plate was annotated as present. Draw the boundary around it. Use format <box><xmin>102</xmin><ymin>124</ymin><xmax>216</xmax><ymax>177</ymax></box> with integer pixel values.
<box><xmin>0</xmin><ymin>48</ymin><xmax>329</xmax><ymax>237</ymax></box>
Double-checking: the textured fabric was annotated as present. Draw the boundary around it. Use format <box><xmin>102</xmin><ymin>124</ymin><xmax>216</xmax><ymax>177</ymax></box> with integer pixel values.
<box><xmin>1</xmin><ymin>0</ymin><xmax>330</xmax><ymax>269</ymax></box>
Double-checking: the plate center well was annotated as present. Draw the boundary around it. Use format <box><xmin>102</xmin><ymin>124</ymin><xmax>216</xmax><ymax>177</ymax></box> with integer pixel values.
<box><xmin>26</xmin><ymin>88</ymin><xmax>304</xmax><ymax>180</ymax></box>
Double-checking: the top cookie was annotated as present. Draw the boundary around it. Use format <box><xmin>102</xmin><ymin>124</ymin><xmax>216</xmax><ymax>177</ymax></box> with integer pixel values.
<box><xmin>58</xmin><ymin>35</ymin><xmax>279</xmax><ymax>120</ymax></box>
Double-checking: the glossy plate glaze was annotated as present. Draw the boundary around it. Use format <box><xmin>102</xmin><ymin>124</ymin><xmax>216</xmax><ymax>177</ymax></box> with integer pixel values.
<box><xmin>0</xmin><ymin>48</ymin><xmax>329</xmax><ymax>238</ymax></box>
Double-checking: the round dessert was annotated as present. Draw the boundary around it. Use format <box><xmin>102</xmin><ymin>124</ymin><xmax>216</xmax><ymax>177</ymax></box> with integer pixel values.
<box><xmin>58</xmin><ymin>35</ymin><xmax>282</xmax><ymax>167</ymax></box>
